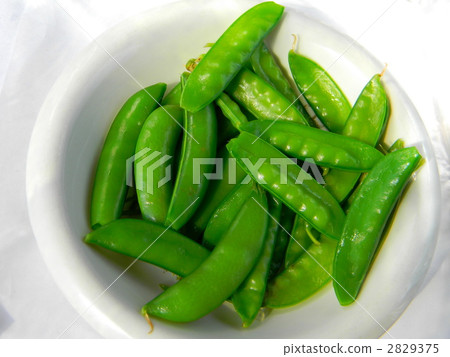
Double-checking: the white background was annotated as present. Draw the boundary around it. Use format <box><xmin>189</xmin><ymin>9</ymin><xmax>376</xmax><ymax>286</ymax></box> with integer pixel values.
<box><xmin>0</xmin><ymin>0</ymin><xmax>449</xmax><ymax>338</ymax></box>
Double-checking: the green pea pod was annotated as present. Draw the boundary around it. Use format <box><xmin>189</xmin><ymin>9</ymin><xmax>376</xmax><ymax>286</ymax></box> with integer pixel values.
<box><xmin>284</xmin><ymin>216</ymin><xmax>319</xmax><ymax>268</ymax></box>
<box><xmin>265</xmin><ymin>235</ymin><xmax>337</xmax><ymax>308</ymax></box>
<box><xmin>323</xmin><ymin>74</ymin><xmax>389</xmax><ymax>201</ymax></box>
<box><xmin>269</xmin><ymin>205</ymin><xmax>295</xmax><ymax>278</ymax></box>
<box><xmin>388</xmin><ymin>138</ymin><xmax>405</xmax><ymax>153</ymax></box>
<box><xmin>162</xmin><ymin>82</ymin><xmax>182</xmax><ymax>105</ymax></box>
<box><xmin>250</xmin><ymin>42</ymin><xmax>312</xmax><ymax>124</ymax></box>
<box><xmin>142</xmin><ymin>186</ymin><xmax>269</xmax><ymax>322</ymax></box>
<box><xmin>333</xmin><ymin>147</ymin><xmax>422</xmax><ymax>306</ymax></box>
<box><xmin>215</xmin><ymin>92</ymin><xmax>248</xmax><ymax>130</ymax></box>
<box><xmin>226</xmin><ymin>68</ymin><xmax>309</xmax><ymax>126</ymax></box>
<box><xmin>187</xmin><ymin>147</ymin><xmax>246</xmax><ymax>237</ymax></box>
<box><xmin>135</xmin><ymin>105</ymin><xmax>183</xmax><ymax>224</ymax></box>
<box><xmin>203</xmin><ymin>181</ymin><xmax>254</xmax><ymax>249</ymax></box>
<box><xmin>216</xmin><ymin>104</ymin><xmax>240</xmax><ymax>147</ymax></box>
<box><xmin>84</xmin><ymin>219</ymin><xmax>209</xmax><ymax>278</ymax></box>
<box><xmin>181</xmin><ymin>2</ymin><xmax>284</xmax><ymax>112</ymax></box>
<box><xmin>165</xmin><ymin>104</ymin><xmax>217</xmax><ymax>230</ymax></box>
<box><xmin>241</xmin><ymin>120</ymin><xmax>384</xmax><ymax>171</ymax></box>
<box><xmin>232</xmin><ymin>195</ymin><xmax>282</xmax><ymax>327</ymax></box>
<box><xmin>289</xmin><ymin>51</ymin><xmax>351</xmax><ymax>132</ymax></box>
<box><xmin>90</xmin><ymin>83</ymin><xmax>166</xmax><ymax>229</ymax></box>
<box><xmin>227</xmin><ymin>132</ymin><xmax>346</xmax><ymax>240</ymax></box>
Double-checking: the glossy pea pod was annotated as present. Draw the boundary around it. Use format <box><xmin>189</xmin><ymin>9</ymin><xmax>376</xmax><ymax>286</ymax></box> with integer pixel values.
<box><xmin>215</xmin><ymin>92</ymin><xmax>248</xmax><ymax>131</ymax></box>
<box><xmin>250</xmin><ymin>42</ymin><xmax>312</xmax><ymax>124</ymax></box>
<box><xmin>141</xmin><ymin>186</ymin><xmax>269</xmax><ymax>322</ymax></box>
<box><xmin>203</xmin><ymin>181</ymin><xmax>254</xmax><ymax>249</ymax></box>
<box><xmin>284</xmin><ymin>215</ymin><xmax>319</xmax><ymax>268</ymax></box>
<box><xmin>265</xmin><ymin>235</ymin><xmax>337</xmax><ymax>308</ymax></box>
<box><xmin>241</xmin><ymin>120</ymin><xmax>384</xmax><ymax>171</ymax></box>
<box><xmin>165</xmin><ymin>102</ymin><xmax>217</xmax><ymax>230</ymax></box>
<box><xmin>289</xmin><ymin>51</ymin><xmax>351</xmax><ymax>132</ymax></box>
<box><xmin>231</xmin><ymin>195</ymin><xmax>282</xmax><ymax>327</ymax></box>
<box><xmin>226</xmin><ymin>68</ymin><xmax>309</xmax><ymax>126</ymax></box>
<box><xmin>333</xmin><ymin>147</ymin><xmax>422</xmax><ymax>306</ymax></box>
<box><xmin>134</xmin><ymin>105</ymin><xmax>183</xmax><ymax>224</ymax></box>
<box><xmin>323</xmin><ymin>74</ymin><xmax>389</xmax><ymax>202</ymax></box>
<box><xmin>90</xmin><ymin>83</ymin><xmax>166</xmax><ymax>229</ymax></box>
<box><xmin>84</xmin><ymin>219</ymin><xmax>209</xmax><ymax>278</ymax></box>
<box><xmin>227</xmin><ymin>132</ymin><xmax>346</xmax><ymax>240</ymax></box>
<box><xmin>186</xmin><ymin>147</ymin><xmax>246</xmax><ymax>237</ymax></box>
<box><xmin>181</xmin><ymin>2</ymin><xmax>284</xmax><ymax>112</ymax></box>
<box><xmin>268</xmin><ymin>205</ymin><xmax>295</xmax><ymax>278</ymax></box>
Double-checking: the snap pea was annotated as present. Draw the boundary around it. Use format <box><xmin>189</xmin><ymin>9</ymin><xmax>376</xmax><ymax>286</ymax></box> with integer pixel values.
<box><xmin>135</xmin><ymin>105</ymin><xmax>183</xmax><ymax>224</ymax></box>
<box><xmin>289</xmin><ymin>51</ymin><xmax>351</xmax><ymax>132</ymax></box>
<box><xmin>333</xmin><ymin>147</ymin><xmax>422</xmax><ymax>306</ymax></box>
<box><xmin>269</xmin><ymin>206</ymin><xmax>295</xmax><ymax>278</ymax></box>
<box><xmin>226</xmin><ymin>68</ymin><xmax>309</xmax><ymax>126</ymax></box>
<box><xmin>227</xmin><ymin>132</ymin><xmax>346</xmax><ymax>240</ymax></box>
<box><xmin>215</xmin><ymin>92</ymin><xmax>248</xmax><ymax>130</ymax></box>
<box><xmin>265</xmin><ymin>235</ymin><xmax>337</xmax><ymax>308</ymax></box>
<box><xmin>216</xmin><ymin>105</ymin><xmax>240</xmax><ymax>147</ymax></box>
<box><xmin>232</xmin><ymin>195</ymin><xmax>282</xmax><ymax>327</ymax></box>
<box><xmin>284</xmin><ymin>216</ymin><xmax>319</xmax><ymax>268</ymax></box>
<box><xmin>141</xmin><ymin>186</ymin><xmax>269</xmax><ymax>322</ymax></box>
<box><xmin>162</xmin><ymin>82</ymin><xmax>182</xmax><ymax>106</ymax></box>
<box><xmin>90</xmin><ymin>83</ymin><xmax>166</xmax><ymax>229</ymax></box>
<box><xmin>165</xmin><ymin>103</ymin><xmax>217</xmax><ymax>230</ymax></box>
<box><xmin>250</xmin><ymin>42</ymin><xmax>312</xmax><ymax>124</ymax></box>
<box><xmin>186</xmin><ymin>147</ymin><xmax>246</xmax><ymax>237</ymax></box>
<box><xmin>203</xmin><ymin>181</ymin><xmax>254</xmax><ymax>249</ymax></box>
<box><xmin>84</xmin><ymin>219</ymin><xmax>209</xmax><ymax>278</ymax></box>
<box><xmin>241</xmin><ymin>120</ymin><xmax>384</xmax><ymax>171</ymax></box>
<box><xmin>323</xmin><ymin>74</ymin><xmax>389</xmax><ymax>201</ymax></box>
<box><xmin>181</xmin><ymin>2</ymin><xmax>284</xmax><ymax>112</ymax></box>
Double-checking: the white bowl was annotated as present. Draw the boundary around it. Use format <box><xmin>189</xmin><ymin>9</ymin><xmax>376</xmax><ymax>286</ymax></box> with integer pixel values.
<box><xmin>26</xmin><ymin>0</ymin><xmax>441</xmax><ymax>338</ymax></box>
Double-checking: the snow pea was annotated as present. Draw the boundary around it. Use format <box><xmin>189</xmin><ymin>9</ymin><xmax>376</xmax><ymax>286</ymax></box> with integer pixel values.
<box><xmin>84</xmin><ymin>219</ymin><xmax>209</xmax><ymax>278</ymax></box>
<box><xmin>284</xmin><ymin>215</ymin><xmax>319</xmax><ymax>268</ymax></box>
<box><xmin>203</xmin><ymin>181</ymin><xmax>254</xmax><ymax>249</ymax></box>
<box><xmin>134</xmin><ymin>105</ymin><xmax>183</xmax><ymax>224</ymax></box>
<box><xmin>162</xmin><ymin>82</ymin><xmax>182</xmax><ymax>106</ymax></box>
<box><xmin>333</xmin><ymin>147</ymin><xmax>422</xmax><ymax>305</ymax></box>
<box><xmin>165</xmin><ymin>103</ymin><xmax>217</xmax><ymax>230</ymax></box>
<box><xmin>227</xmin><ymin>132</ymin><xmax>346</xmax><ymax>240</ymax></box>
<box><xmin>250</xmin><ymin>42</ymin><xmax>312</xmax><ymax>124</ymax></box>
<box><xmin>232</xmin><ymin>195</ymin><xmax>282</xmax><ymax>327</ymax></box>
<box><xmin>215</xmin><ymin>92</ymin><xmax>248</xmax><ymax>130</ymax></box>
<box><xmin>241</xmin><ymin>120</ymin><xmax>384</xmax><ymax>171</ymax></box>
<box><xmin>141</xmin><ymin>186</ymin><xmax>269</xmax><ymax>322</ymax></box>
<box><xmin>226</xmin><ymin>68</ymin><xmax>309</xmax><ymax>126</ymax></box>
<box><xmin>181</xmin><ymin>2</ymin><xmax>284</xmax><ymax>112</ymax></box>
<box><xmin>187</xmin><ymin>147</ymin><xmax>246</xmax><ymax>237</ymax></box>
<box><xmin>289</xmin><ymin>51</ymin><xmax>351</xmax><ymax>132</ymax></box>
<box><xmin>323</xmin><ymin>74</ymin><xmax>389</xmax><ymax>201</ymax></box>
<box><xmin>90</xmin><ymin>83</ymin><xmax>166</xmax><ymax>229</ymax></box>
<box><xmin>265</xmin><ymin>235</ymin><xmax>337</xmax><ymax>308</ymax></box>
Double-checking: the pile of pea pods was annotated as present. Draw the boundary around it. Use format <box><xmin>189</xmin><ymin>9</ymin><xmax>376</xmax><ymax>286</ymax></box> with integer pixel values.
<box><xmin>85</xmin><ymin>1</ymin><xmax>423</xmax><ymax>328</ymax></box>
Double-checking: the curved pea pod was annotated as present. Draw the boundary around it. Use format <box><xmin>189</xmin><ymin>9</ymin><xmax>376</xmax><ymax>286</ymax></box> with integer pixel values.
<box><xmin>333</xmin><ymin>147</ymin><xmax>422</xmax><ymax>306</ymax></box>
<box><xmin>215</xmin><ymin>92</ymin><xmax>248</xmax><ymax>131</ymax></box>
<box><xmin>241</xmin><ymin>120</ymin><xmax>384</xmax><ymax>171</ymax></box>
<box><xmin>134</xmin><ymin>105</ymin><xmax>183</xmax><ymax>224</ymax></box>
<box><xmin>165</xmin><ymin>104</ymin><xmax>217</xmax><ymax>230</ymax></box>
<box><xmin>187</xmin><ymin>147</ymin><xmax>246</xmax><ymax>237</ymax></box>
<box><xmin>265</xmin><ymin>235</ymin><xmax>337</xmax><ymax>308</ymax></box>
<box><xmin>162</xmin><ymin>82</ymin><xmax>182</xmax><ymax>106</ymax></box>
<box><xmin>84</xmin><ymin>219</ymin><xmax>209</xmax><ymax>278</ymax></box>
<box><xmin>227</xmin><ymin>132</ymin><xmax>346</xmax><ymax>240</ymax></box>
<box><xmin>269</xmin><ymin>205</ymin><xmax>295</xmax><ymax>278</ymax></box>
<box><xmin>323</xmin><ymin>74</ymin><xmax>389</xmax><ymax>202</ymax></box>
<box><xmin>141</xmin><ymin>186</ymin><xmax>269</xmax><ymax>322</ymax></box>
<box><xmin>226</xmin><ymin>68</ymin><xmax>309</xmax><ymax>126</ymax></box>
<box><xmin>232</xmin><ymin>195</ymin><xmax>282</xmax><ymax>327</ymax></box>
<box><xmin>90</xmin><ymin>83</ymin><xmax>166</xmax><ymax>229</ymax></box>
<box><xmin>203</xmin><ymin>181</ymin><xmax>254</xmax><ymax>249</ymax></box>
<box><xmin>250</xmin><ymin>42</ymin><xmax>312</xmax><ymax>124</ymax></box>
<box><xmin>181</xmin><ymin>2</ymin><xmax>284</xmax><ymax>112</ymax></box>
<box><xmin>284</xmin><ymin>215</ymin><xmax>319</xmax><ymax>268</ymax></box>
<box><xmin>288</xmin><ymin>51</ymin><xmax>351</xmax><ymax>132</ymax></box>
